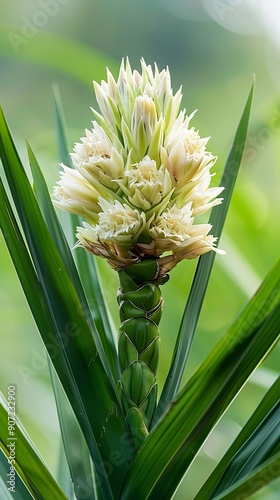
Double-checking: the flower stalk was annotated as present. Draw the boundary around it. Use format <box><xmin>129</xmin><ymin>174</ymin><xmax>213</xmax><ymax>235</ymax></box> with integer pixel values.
<box><xmin>117</xmin><ymin>259</ymin><xmax>168</xmax><ymax>449</ymax></box>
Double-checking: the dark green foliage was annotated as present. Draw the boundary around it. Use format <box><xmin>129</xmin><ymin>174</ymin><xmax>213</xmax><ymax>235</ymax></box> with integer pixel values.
<box><xmin>118</xmin><ymin>260</ymin><xmax>165</xmax><ymax>448</ymax></box>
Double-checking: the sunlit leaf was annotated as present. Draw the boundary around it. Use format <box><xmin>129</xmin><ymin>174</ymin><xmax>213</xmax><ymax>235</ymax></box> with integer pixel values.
<box><xmin>196</xmin><ymin>377</ymin><xmax>280</xmax><ymax>499</ymax></box>
<box><xmin>0</xmin><ymin>107</ymin><xmax>133</xmax><ymax>498</ymax></box>
<box><xmin>121</xmin><ymin>256</ymin><xmax>280</xmax><ymax>499</ymax></box>
<box><xmin>212</xmin><ymin>452</ymin><xmax>280</xmax><ymax>500</ymax></box>
<box><xmin>0</xmin><ymin>393</ymin><xmax>67</xmax><ymax>500</ymax></box>
<box><xmin>0</xmin><ymin>27</ymin><xmax>117</xmax><ymax>87</ymax></box>
<box><xmin>52</xmin><ymin>86</ymin><xmax>119</xmax><ymax>381</ymax></box>
<box><xmin>27</xmin><ymin>140</ymin><xmax>118</xmax><ymax>385</ymax></box>
<box><xmin>49</xmin><ymin>364</ymin><xmax>98</xmax><ymax>500</ymax></box>
<box><xmin>155</xmin><ymin>80</ymin><xmax>255</xmax><ymax>423</ymax></box>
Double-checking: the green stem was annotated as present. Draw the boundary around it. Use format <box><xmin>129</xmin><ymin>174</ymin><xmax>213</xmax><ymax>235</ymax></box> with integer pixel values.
<box><xmin>117</xmin><ymin>259</ymin><xmax>167</xmax><ymax>450</ymax></box>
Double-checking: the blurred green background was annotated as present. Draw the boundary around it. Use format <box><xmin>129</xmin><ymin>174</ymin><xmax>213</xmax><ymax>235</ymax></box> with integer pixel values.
<box><xmin>0</xmin><ymin>1</ymin><xmax>279</xmax><ymax>498</ymax></box>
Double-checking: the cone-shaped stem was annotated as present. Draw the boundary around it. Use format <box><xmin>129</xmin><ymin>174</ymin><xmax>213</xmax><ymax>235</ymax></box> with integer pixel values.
<box><xmin>117</xmin><ymin>259</ymin><xmax>168</xmax><ymax>449</ymax></box>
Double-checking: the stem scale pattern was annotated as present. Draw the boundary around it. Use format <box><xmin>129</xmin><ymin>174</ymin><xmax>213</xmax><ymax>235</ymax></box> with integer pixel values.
<box><xmin>117</xmin><ymin>259</ymin><xmax>167</xmax><ymax>449</ymax></box>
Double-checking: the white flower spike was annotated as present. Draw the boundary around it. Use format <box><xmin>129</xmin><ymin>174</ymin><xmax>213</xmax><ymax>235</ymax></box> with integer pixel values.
<box><xmin>53</xmin><ymin>58</ymin><xmax>224</xmax><ymax>273</ymax></box>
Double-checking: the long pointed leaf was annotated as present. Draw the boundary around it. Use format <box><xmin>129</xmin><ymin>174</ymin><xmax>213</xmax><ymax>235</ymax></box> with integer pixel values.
<box><xmin>56</xmin><ymin>439</ymin><xmax>74</xmax><ymax>500</ymax></box>
<box><xmin>213</xmin><ymin>402</ymin><xmax>280</xmax><ymax>494</ymax></box>
<box><xmin>0</xmin><ymin>108</ymin><xmax>133</xmax><ymax>497</ymax></box>
<box><xmin>0</xmin><ymin>27</ymin><xmax>118</xmax><ymax>88</ymax></box>
<box><xmin>53</xmin><ymin>87</ymin><xmax>119</xmax><ymax>381</ymax></box>
<box><xmin>52</xmin><ymin>84</ymin><xmax>72</xmax><ymax>166</ymax></box>
<box><xmin>27</xmin><ymin>140</ymin><xmax>117</xmax><ymax>386</ymax></box>
<box><xmin>213</xmin><ymin>452</ymin><xmax>280</xmax><ymax>500</ymax></box>
<box><xmin>196</xmin><ymin>377</ymin><xmax>280</xmax><ymax>499</ymax></box>
<box><xmin>121</xmin><ymin>256</ymin><xmax>280</xmax><ymax>499</ymax></box>
<box><xmin>155</xmin><ymin>80</ymin><xmax>254</xmax><ymax>423</ymax></box>
<box><xmin>49</xmin><ymin>363</ymin><xmax>98</xmax><ymax>500</ymax></box>
<box><xmin>28</xmin><ymin>133</ymin><xmax>115</xmax><ymax>497</ymax></box>
<box><xmin>0</xmin><ymin>393</ymin><xmax>67</xmax><ymax>500</ymax></box>
<box><xmin>0</xmin><ymin>175</ymin><xmax>113</xmax><ymax>499</ymax></box>
<box><xmin>0</xmin><ymin>450</ymin><xmax>34</xmax><ymax>499</ymax></box>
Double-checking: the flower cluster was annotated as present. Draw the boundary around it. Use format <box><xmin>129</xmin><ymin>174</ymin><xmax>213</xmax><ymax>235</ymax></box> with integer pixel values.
<box><xmin>53</xmin><ymin>58</ymin><xmax>224</xmax><ymax>273</ymax></box>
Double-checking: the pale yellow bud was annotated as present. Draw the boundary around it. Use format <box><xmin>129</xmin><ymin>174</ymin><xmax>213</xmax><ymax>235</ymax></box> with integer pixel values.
<box><xmin>119</xmin><ymin>156</ymin><xmax>173</xmax><ymax>212</ymax></box>
<box><xmin>149</xmin><ymin>204</ymin><xmax>193</xmax><ymax>249</ymax></box>
<box><xmin>71</xmin><ymin>124</ymin><xmax>124</xmax><ymax>193</ymax></box>
<box><xmin>94</xmin><ymin>198</ymin><xmax>146</xmax><ymax>243</ymax></box>
<box><xmin>132</xmin><ymin>95</ymin><xmax>158</xmax><ymax>157</ymax></box>
<box><xmin>53</xmin><ymin>165</ymin><xmax>99</xmax><ymax>220</ymax></box>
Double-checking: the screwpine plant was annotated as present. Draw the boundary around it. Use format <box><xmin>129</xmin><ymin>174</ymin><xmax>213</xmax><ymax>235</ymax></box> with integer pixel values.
<box><xmin>53</xmin><ymin>59</ymin><xmax>225</xmax><ymax>446</ymax></box>
<box><xmin>0</xmin><ymin>59</ymin><xmax>279</xmax><ymax>500</ymax></box>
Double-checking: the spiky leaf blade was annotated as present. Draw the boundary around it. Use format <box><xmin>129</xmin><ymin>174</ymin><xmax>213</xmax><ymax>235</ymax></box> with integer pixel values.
<box><xmin>0</xmin><ymin>393</ymin><xmax>67</xmax><ymax>500</ymax></box>
<box><xmin>49</xmin><ymin>364</ymin><xmax>98</xmax><ymax>500</ymax></box>
<box><xmin>0</xmin><ymin>107</ymin><xmax>133</xmax><ymax>497</ymax></box>
<box><xmin>212</xmin><ymin>452</ymin><xmax>280</xmax><ymax>500</ymax></box>
<box><xmin>52</xmin><ymin>87</ymin><xmax>119</xmax><ymax>381</ymax></box>
<box><xmin>195</xmin><ymin>377</ymin><xmax>280</xmax><ymax>499</ymax></box>
<box><xmin>121</xmin><ymin>256</ymin><xmax>280</xmax><ymax>499</ymax></box>
<box><xmin>155</xmin><ymin>80</ymin><xmax>255</xmax><ymax>422</ymax></box>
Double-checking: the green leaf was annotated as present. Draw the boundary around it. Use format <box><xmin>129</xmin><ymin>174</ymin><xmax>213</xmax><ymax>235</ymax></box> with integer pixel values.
<box><xmin>27</xmin><ymin>140</ymin><xmax>117</xmax><ymax>386</ymax></box>
<box><xmin>56</xmin><ymin>439</ymin><xmax>74</xmax><ymax>500</ymax></box>
<box><xmin>0</xmin><ymin>393</ymin><xmax>67</xmax><ymax>500</ymax></box>
<box><xmin>52</xmin><ymin>86</ymin><xmax>119</xmax><ymax>382</ymax></box>
<box><xmin>0</xmin><ymin>175</ymin><xmax>113</xmax><ymax>499</ymax></box>
<box><xmin>155</xmin><ymin>80</ymin><xmax>255</xmax><ymax>423</ymax></box>
<box><xmin>0</xmin><ymin>27</ymin><xmax>118</xmax><ymax>88</ymax></box>
<box><xmin>213</xmin><ymin>402</ymin><xmax>280</xmax><ymax>495</ymax></box>
<box><xmin>27</xmin><ymin>139</ymin><xmax>84</xmax><ymax>304</ymax></box>
<box><xmin>196</xmin><ymin>377</ymin><xmax>280</xmax><ymax>499</ymax></box>
<box><xmin>49</xmin><ymin>363</ymin><xmax>98</xmax><ymax>500</ymax></box>
<box><xmin>0</xmin><ymin>449</ymin><xmax>34</xmax><ymax>499</ymax></box>
<box><xmin>120</xmin><ymin>255</ymin><xmax>280</xmax><ymax>500</ymax></box>
<box><xmin>212</xmin><ymin>452</ymin><xmax>280</xmax><ymax>500</ymax></box>
<box><xmin>0</xmin><ymin>107</ymin><xmax>133</xmax><ymax>497</ymax></box>
<box><xmin>52</xmin><ymin>84</ymin><xmax>72</xmax><ymax>166</ymax></box>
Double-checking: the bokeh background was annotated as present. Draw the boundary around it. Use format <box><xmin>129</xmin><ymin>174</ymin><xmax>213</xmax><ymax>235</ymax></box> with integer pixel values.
<box><xmin>0</xmin><ymin>0</ymin><xmax>280</xmax><ymax>498</ymax></box>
